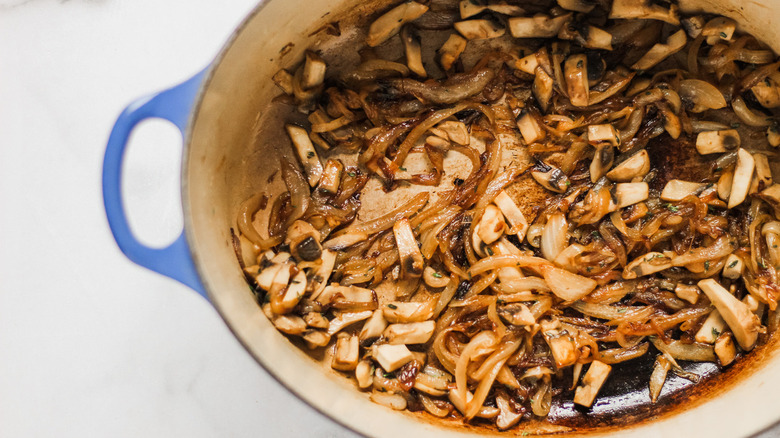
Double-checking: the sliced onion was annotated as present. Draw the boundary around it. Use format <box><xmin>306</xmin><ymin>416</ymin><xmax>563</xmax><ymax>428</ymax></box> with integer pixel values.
<box><xmin>678</xmin><ymin>79</ymin><xmax>727</xmax><ymax>112</ymax></box>
<box><xmin>732</xmin><ymin>96</ymin><xmax>772</xmax><ymax>127</ymax></box>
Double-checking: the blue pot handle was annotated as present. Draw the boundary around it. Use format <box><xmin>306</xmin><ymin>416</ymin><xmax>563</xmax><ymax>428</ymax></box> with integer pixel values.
<box><xmin>102</xmin><ymin>70</ymin><xmax>208</xmax><ymax>299</ymax></box>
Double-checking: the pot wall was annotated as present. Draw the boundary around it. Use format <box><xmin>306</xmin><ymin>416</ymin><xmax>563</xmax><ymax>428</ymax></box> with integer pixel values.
<box><xmin>184</xmin><ymin>1</ymin><xmax>780</xmax><ymax>436</ymax></box>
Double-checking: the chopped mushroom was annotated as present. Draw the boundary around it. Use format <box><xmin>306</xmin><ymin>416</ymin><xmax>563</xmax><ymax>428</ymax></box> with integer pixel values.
<box><xmin>286</xmin><ymin>220</ymin><xmax>323</xmax><ymax>262</ymax></box>
<box><xmin>751</xmin><ymin>72</ymin><xmax>780</xmax><ymax>108</ymax></box>
<box><xmin>318</xmin><ymin>159</ymin><xmax>344</xmax><ymax>194</ymax></box>
<box><xmin>371</xmin><ymin>391</ymin><xmax>408</xmax><ymax>410</ymax></box>
<box><xmin>383</xmin><ymin>321</ymin><xmax>436</xmax><ymax>344</ymax></box>
<box><xmin>454</xmin><ymin>17</ymin><xmax>506</xmax><ymax>40</ymax></box>
<box><xmin>532</xmin><ymin>162</ymin><xmax>570</xmax><ymax>193</ymax></box>
<box><xmin>533</xmin><ymin>66</ymin><xmax>555</xmax><ymax>111</ymax></box>
<box><xmin>609</xmin><ymin>0</ymin><xmax>679</xmax><ymax>25</ymax></box>
<box><xmin>263</xmin><ymin>304</ymin><xmax>307</xmax><ymax>335</ymax></box>
<box><xmin>718</xmin><ymin>168</ymin><xmax>734</xmax><ymax>202</ymax></box>
<box><xmin>272</xmin><ymin>69</ymin><xmax>294</xmax><ymax>95</ymax></box>
<box><xmin>660</xmin><ymin>180</ymin><xmax>705</xmax><ymax>202</ymax></box>
<box><xmin>674</xmin><ymin>283</ymin><xmax>700</xmax><ymax>304</ymax></box>
<box><xmin>498</xmin><ymin>303</ymin><xmax>535</xmax><ymax>326</ymax></box>
<box><xmin>374</xmin><ymin>344</ymin><xmax>415</xmax><ymax>372</ymax></box>
<box><xmin>606</xmin><ymin>150</ymin><xmax>650</xmax><ymax>182</ymax></box>
<box><xmin>423</xmin><ymin>267</ymin><xmax>450</xmax><ymax>288</ymax></box>
<box><xmin>623</xmin><ymin>252</ymin><xmax>673</xmax><ymax>279</ymax></box>
<box><xmin>697</xmin><ymin>279</ymin><xmax>761</xmax><ymax>351</ymax></box>
<box><xmin>304</xmin><ymin>312</ymin><xmax>329</xmax><ymax>329</ymax></box>
<box><xmin>631</xmin><ymin>29</ymin><xmax>687</xmax><ymax>71</ymax></box>
<box><xmin>614</xmin><ymin>182</ymin><xmax>649</xmax><ymax>208</ymax></box>
<box><xmin>590</xmin><ymin>144</ymin><xmax>615</xmax><ymax>183</ymax></box>
<box><xmin>477</xmin><ymin>205</ymin><xmax>507</xmax><ymax>245</ymax></box>
<box><xmin>401</xmin><ymin>25</ymin><xmax>426</xmax><ymax>78</ymax></box>
<box><xmin>516</xmin><ymin>53</ymin><xmax>538</xmax><ymax>75</ymax></box>
<box><xmin>754</xmin><ymin>154</ymin><xmax>773</xmax><ymax>190</ymax></box>
<box><xmin>758</xmin><ymin>184</ymin><xmax>780</xmax><ymax>218</ymax></box>
<box><xmin>301</xmin><ymin>51</ymin><xmax>327</xmax><ymax>90</ymax></box>
<box><xmin>728</xmin><ymin>149</ymin><xmax>756</xmax><ymax>209</ymax></box>
<box><xmin>494</xmin><ymin>191</ymin><xmax>529</xmax><ymax>241</ymax></box>
<box><xmin>681</xmin><ymin>15</ymin><xmax>706</xmax><ymax>38</ymax></box>
<box><xmin>332</xmin><ymin>333</ymin><xmax>360</xmax><ymax>371</ymax></box>
<box><xmin>309</xmin><ymin>249</ymin><xmax>337</xmax><ymax>301</ymax></box>
<box><xmin>303</xmin><ymin>330</ymin><xmax>331</xmax><ymax>349</ymax></box>
<box><xmin>438</xmin><ymin>33</ymin><xmax>468</xmax><ymax>71</ymax></box>
<box><xmin>573</xmin><ymin>361</ymin><xmax>612</xmax><ymax>408</ymax></box>
<box><xmin>564</xmin><ymin>54</ymin><xmax>589</xmax><ymax>107</ymax></box>
<box><xmin>495</xmin><ymin>392</ymin><xmax>522</xmax><ymax>430</ymax></box>
<box><xmin>722</xmin><ymin>254</ymin><xmax>744</xmax><ymax>279</ymax></box>
<box><xmin>366</xmin><ymin>1</ymin><xmax>429</xmax><ymax>47</ymax></box>
<box><xmin>285</xmin><ymin>124</ymin><xmax>324</xmax><ymax>187</ymax></box>
<box><xmin>714</xmin><ymin>333</ymin><xmax>737</xmax><ymax>366</ymax></box>
<box><xmin>559</xmin><ymin>24</ymin><xmax>613</xmax><ymax>51</ymax></box>
<box><xmin>695</xmin><ymin>129</ymin><xmax>740</xmax><ymax>155</ymax></box>
<box><xmin>701</xmin><ymin>16</ymin><xmax>737</xmax><ymax>45</ymax></box>
<box><xmin>393</xmin><ymin>218</ymin><xmax>424</xmax><ymax>278</ymax></box>
<box><xmin>694</xmin><ymin>310</ymin><xmax>727</xmax><ymax>344</ymax></box>
<box><xmin>587</xmin><ymin>124</ymin><xmax>620</xmax><ymax>147</ymax></box>
<box><xmin>508</xmin><ymin>13</ymin><xmax>571</xmax><ymax>39</ymax></box>
<box><xmin>517</xmin><ymin>111</ymin><xmax>545</xmax><ymax>144</ymax></box>
<box><xmin>459</xmin><ymin>0</ymin><xmax>485</xmax><ymax>18</ymax></box>
<box><xmin>542</xmin><ymin>323</ymin><xmax>579</xmax><ymax>368</ymax></box>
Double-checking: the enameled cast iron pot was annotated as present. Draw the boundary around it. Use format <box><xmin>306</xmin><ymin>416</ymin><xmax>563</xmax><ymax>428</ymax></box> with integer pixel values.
<box><xmin>102</xmin><ymin>0</ymin><xmax>780</xmax><ymax>436</ymax></box>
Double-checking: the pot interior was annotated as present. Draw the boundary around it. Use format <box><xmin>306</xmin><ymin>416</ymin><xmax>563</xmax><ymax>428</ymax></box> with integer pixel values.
<box><xmin>184</xmin><ymin>0</ymin><xmax>780</xmax><ymax>436</ymax></box>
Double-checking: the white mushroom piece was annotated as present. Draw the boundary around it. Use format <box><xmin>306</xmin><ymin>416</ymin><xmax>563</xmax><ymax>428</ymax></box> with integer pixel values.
<box><xmin>564</xmin><ymin>54</ymin><xmax>589</xmax><ymax>107</ymax></box>
<box><xmin>722</xmin><ymin>254</ymin><xmax>744</xmax><ymax>279</ymax></box>
<box><xmin>701</xmin><ymin>16</ymin><xmax>737</xmax><ymax>45</ymax></box>
<box><xmin>768</xmin><ymin>125</ymin><xmax>780</xmax><ymax>147</ymax></box>
<box><xmin>438</xmin><ymin>33</ymin><xmax>468</xmax><ymax>71</ymax></box>
<box><xmin>400</xmin><ymin>25</ymin><xmax>426</xmax><ymax>78</ymax></box>
<box><xmin>459</xmin><ymin>0</ymin><xmax>524</xmax><ymax>18</ymax></box>
<box><xmin>366</xmin><ymin>1</ymin><xmax>429</xmax><ymax>47</ymax></box>
<box><xmin>285</xmin><ymin>220</ymin><xmax>322</xmax><ymax>262</ymax></box>
<box><xmin>374</xmin><ymin>344</ymin><xmax>415</xmax><ymax>372</ymax></box>
<box><xmin>393</xmin><ymin>218</ymin><xmax>424</xmax><ymax>278</ymax></box>
<box><xmin>606</xmin><ymin>150</ymin><xmax>650</xmax><ymax>182</ymax></box>
<box><xmin>674</xmin><ymin>283</ymin><xmax>700</xmax><ymax>304</ymax></box>
<box><xmin>694</xmin><ymin>309</ymin><xmax>727</xmax><ymax>344</ymax></box>
<box><xmin>631</xmin><ymin>29</ymin><xmax>687</xmax><ymax>71</ymax></box>
<box><xmin>660</xmin><ymin>180</ymin><xmax>705</xmax><ymax>202</ymax></box>
<box><xmin>558</xmin><ymin>23</ymin><xmax>613</xmax><ymax>51</ymax></box>
<box><xmin>301</xmin><ymin>51</ymin><xmax>327</xmax><ymax>90</ymax></box>
<box><xmin>383</xmin><ymin>301</ymin><xmax>434</xmax><ymax>323</ymax></box>
<box><xmin>609</xmin><ymin>0</ymin><xmax>680</xmax><ymax>25</ymax></box>
<box><xmin>317</xmin><ymin>159</ymin><xmax>343</xmax><ymax>194</ymax></box>
<box><xmin>359</xmin><ymin>309</ymin><xmax>388</xmax><ymax>342</ymax></box>
<box><xmin>285</xmin><ymin>124</ymin><xmax>324</xmax><ymax>187</ymax></box>
<box><xmin>532</xmin><ymin>161</ymin><xmax>570</xmax><ymax>193</ymax></box>
<box><xmin>697</xmin><ymin>279</ymin><xmax>761</xmax><ymax>351</ymax></box>
<box><xmin>587</xmin><ymin>124</ymin><xmax>619</xmax><ymax>182</ymax></box>
<box><xmin>695</xmin><ymin>129</ymin><xmax>740</xmax><ymax>155</ymax></box>
<box><xmin>317</xmin><ymin>285</ymin><xmax>378</xmax><ymax>312</ymax></box>
<box><xmin>508</xmin><ymin>13</ymin><xmax>572</xmax><ymax>39</ymax></box>
<box><xmin>454</xmin><ymin>17</ymin><xmax>506</xmax><ymax>40</ymax></box>
<box><xmin>573</xmin><ymin>360</ymin><xmax>612</xmax><ymax>408</ymax></box>
<box><xmin>751</xmin><ymin>72</ymin><xmax>780</xmax><ymax>109</ymax></box>
<box><xmin>715</xmin><ymin>333</ymin><xmax>737</xmax><ymax>366</ymax></box>
<box><xmin>517</xmin><ymin>111</ymin><xmax>545</xmax><ymax>144</ymax></box>
<box><xmin>533</xmin><ymin>63</ymin><xmax>555</xmax><ymax>112</ymax></box>
<box><xmin>754</xmin><ymin>153</ymin><xmax>773</xmax><ymax>191</ymax></box>
<box><xmin>272</xmin><ymin>69</ymin><xmax>294</xmax><ymax>95</ymax></box>
<box><xmin>614</xmin><ymin>182</ymin><xmax>649</xmax><ymax>209</ymax></box>
<box><xmin>681</xmin><ymin>15</ymin><xmax>706</xmax><ymax>38</ymax></box>
<box><xmin>758</xmin><ymin>184</ymin><xmax>780</xmax><ymax>218</ymax></box>
<box><xmin>728</xmin><ymin>149</ymin><xmax>756</xmax><ymax>209</ymax></box>
<box><xmin>332</xmin><ymin>333</ymin><xmax>360</xmax><ymax>371</ymax></box>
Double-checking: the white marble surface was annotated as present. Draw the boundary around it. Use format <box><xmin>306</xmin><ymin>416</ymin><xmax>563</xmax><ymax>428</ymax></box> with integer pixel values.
<box><xmin>0</xmin><ymin>0</ymin><xmax>358</xmax><ymax>436</ymax></box>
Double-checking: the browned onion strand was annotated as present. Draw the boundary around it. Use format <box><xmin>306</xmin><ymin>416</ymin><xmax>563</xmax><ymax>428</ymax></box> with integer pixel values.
<box><xmin>238</xmin><ymin>0</ymin><xmax>780</xmax><ymax>432</ymax></box>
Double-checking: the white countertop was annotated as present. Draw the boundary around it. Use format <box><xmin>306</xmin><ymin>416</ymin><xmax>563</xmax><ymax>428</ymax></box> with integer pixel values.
<box><xmin>2</xmin><ymin>1</ymin><xmax>780</xmax><ymax>437</ymax></box>
<box><xmin>0</xmin><ymin>0</ymin><xmax>357</xmax><ymax>436</ymax></box>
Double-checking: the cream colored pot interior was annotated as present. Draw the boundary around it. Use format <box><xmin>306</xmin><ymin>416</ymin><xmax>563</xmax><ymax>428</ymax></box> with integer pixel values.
<box><xmin>184</xmin><ymin>0</ymin><xmax>780</xmax><ymax>436</ymax></box>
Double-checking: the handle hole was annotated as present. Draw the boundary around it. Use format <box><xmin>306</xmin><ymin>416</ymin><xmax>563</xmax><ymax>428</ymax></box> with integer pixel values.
<box><xmin>121</xmin><ymin>118</ymin><xmax>183</xmax><ymax>249</ymax></box>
